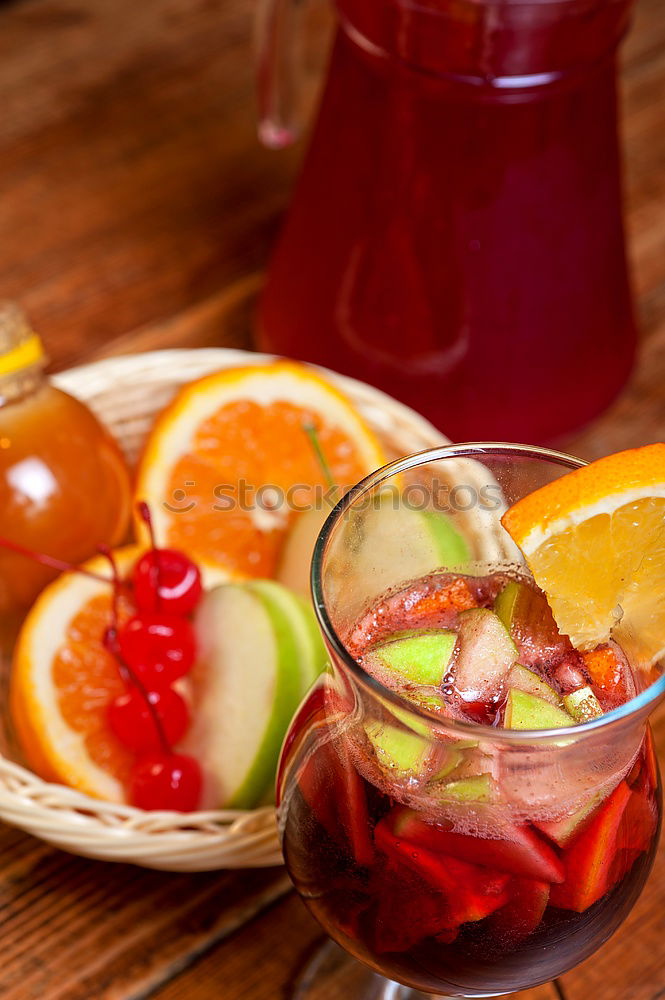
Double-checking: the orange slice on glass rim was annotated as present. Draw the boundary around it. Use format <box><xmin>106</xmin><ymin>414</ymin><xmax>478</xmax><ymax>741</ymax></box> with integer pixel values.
<box><xmin>10</xmin><ymin>548</ymin><xmax>141</xmax><ymax>802</ymax></box>
<box><xmin>134</xmin><ymin>362</ymin><xmax>386</xmax><ymax>585</ymax></box>
<box><xmin>501</xmin><ymin>444</ymin><xmax>665</xmax><ymax>661</ymax></box>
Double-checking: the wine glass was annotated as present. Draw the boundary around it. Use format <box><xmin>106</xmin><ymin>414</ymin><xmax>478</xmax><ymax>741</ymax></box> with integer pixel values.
<box><xmin>277</xmin><ymin>444</ymin><xmax>663</xmax><ymax>999</ymax></box>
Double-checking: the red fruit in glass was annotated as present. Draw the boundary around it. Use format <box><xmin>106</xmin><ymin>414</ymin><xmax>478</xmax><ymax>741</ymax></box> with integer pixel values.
<box><xmin>258</xmin><ymin>0</ymin><xmax>636</xmax><ymax>442</ymax></box>
<box><xmin>280</xmin><ymin>686</ymin><xmax>660</xmax><ymax>996</ymax></box>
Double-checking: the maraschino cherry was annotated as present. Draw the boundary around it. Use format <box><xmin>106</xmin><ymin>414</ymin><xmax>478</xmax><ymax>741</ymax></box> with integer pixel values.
<box><xmin>101</xmin><ymin>542</ymin><xmax>203</xmax><ymax>812</ymax></box>
<box><xmin>108</xmin><ymin>686</ymin><xmax>190</xmax><ymax>753</ymax></box>
<box><xmin>130</xmin><ymin>752</ymin><xmax>203</xmax><ymax>813</ymax></box>
<box><xmin>133</xmin><ymin>502</ymin><xmax>202</xmax><ymax>615</ymax></box>
<box><xmin>0</xmin><ymin>512</ymin><xmax>204</xmax><ymax>813</ymax></box>
<box><xmin>117</xmin><ymin>613</ymin><xmax>196</xmax><ymax>686</ymax></box>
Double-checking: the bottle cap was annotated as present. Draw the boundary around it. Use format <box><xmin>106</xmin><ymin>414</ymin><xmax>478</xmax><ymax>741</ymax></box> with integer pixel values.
<box><xmin>0</xmin><ymin>302</ymin><xmax>45</xmax><ymax>377</ymax></box>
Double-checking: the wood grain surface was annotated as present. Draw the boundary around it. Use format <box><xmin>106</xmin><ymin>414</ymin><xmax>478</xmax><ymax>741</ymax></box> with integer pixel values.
<box><xmin>0</xmin><ymin>0</ymin><xmax>663</xmax><ymax>997</ymax></box>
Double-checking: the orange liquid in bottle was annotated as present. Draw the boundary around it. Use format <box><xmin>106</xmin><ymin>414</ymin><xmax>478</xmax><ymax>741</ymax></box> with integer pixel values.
<box><xmin>0</xmin><ymin>304</ymin><xmax>131</xmax><ymax>620</ymax></box>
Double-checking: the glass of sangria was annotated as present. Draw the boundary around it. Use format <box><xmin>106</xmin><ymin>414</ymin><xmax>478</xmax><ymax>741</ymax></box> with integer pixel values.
<box><xmin>277</xmin><ymin>444</ymin><xmax>663</xmax><ymax>999</ymax></box>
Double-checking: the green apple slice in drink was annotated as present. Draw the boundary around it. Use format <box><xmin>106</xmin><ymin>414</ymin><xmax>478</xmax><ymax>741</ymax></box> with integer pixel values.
<box><xmin>365</xmin><ymin>630</ymin><xmax>457</xmax><ymax>687</ymax></box>
<box><xmin>503</xmin><ymin>689</ymin><xmax>574</xmax><ymax>730</ymax></box>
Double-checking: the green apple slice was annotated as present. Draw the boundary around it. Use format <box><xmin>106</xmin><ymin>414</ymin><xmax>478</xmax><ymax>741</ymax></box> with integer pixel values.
<box><xmin>504</xmin><ymin>689</ymin><xmax>574</xmax><ymax>730</ymax></box>
<box><xmin>367</xmin><ymin>630</ymin><xmax>457</xmax><ymax>686</ymax></box>
<box><xmin>248</xmin><ymin>580</ymin><xmax>328</xmax><ymax>696</ymax></box>
<box><xmin>454</xmin><ymin>609</ymin><xmax>518</xmax><ymax>700</ymax></box>
<box><xmin>535</xmin><ymin>790</ymin><xmax>608</xmax><ymax>847</ymax></box>
<box><xmin>563</xmin><ymin>686</ymin><xmax>603</xmax><ymax>722</ymax></box>
<box><xmin>436</xmin><ymin>774</ymin><xmax>494</xmax><ymax>803</ymax></box>
<box><xmin>276</xmin><ymin>505</ymin><xmax>332</xmax><ymax>599</ymax></box>
<box><xmin>428</xmin><ymin>748</ymin><xmax>465</xmax><ymax>782</ymax></box>
<box><xmin>507</xmin><ymin>664</ymin><xmax>562</xmax><ymax>707</ymax></box>
<box><xmin>330</xmin><ymin>497</ymin><xmax>471</xmax><ymax>608</ymax></box>
<box><xmin>419</xmin><ymin>510</ymin><xmax>471</xmax><ymax>567</ymax></box>
<box><xmin>364</xmin><ymin>722</ymin><xmax>430</xmax><ymax>776</ymax></box>
<box><xmin>183</xmin><ymin>583</ymin><xmax>303</xmax><ymax>809</ymax></box>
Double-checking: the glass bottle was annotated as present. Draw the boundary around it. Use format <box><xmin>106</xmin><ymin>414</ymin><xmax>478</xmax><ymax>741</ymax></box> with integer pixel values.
<box><xmin>257</xmin><ymin>0</ymin><xmax>637</xmax><ymax>442</ymax></box>
<box><xmin>0</xmin><ymin>303</ymin><xmax>131</xmax><ymax>619</ymax></box>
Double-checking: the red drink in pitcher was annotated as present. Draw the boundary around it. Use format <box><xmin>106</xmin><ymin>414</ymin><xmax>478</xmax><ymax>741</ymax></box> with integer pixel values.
<box><xmin>257</xmin><ymin>0</ymin><xmax>637</xmax><ymax>441</ymax></box>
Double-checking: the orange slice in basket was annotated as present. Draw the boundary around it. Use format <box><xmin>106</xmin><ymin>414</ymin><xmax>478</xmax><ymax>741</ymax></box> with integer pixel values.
<box><xmin>10</xmin><ymin>548</ymin><xmax>141</xmax><ymax>802</ymax></box>
<box><xmin>501</xmin><ymin>444</ymin><xmax>665</xmax><ymax>659</ymax></box>
<box><xmin>134</xmin><ymin>362</ymin><xmax>386</xmax><ymax>584</ymax></box>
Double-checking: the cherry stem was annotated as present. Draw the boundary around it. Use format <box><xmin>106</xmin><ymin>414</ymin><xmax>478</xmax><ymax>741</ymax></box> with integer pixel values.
<box><xmin>98</xmin><ymin>546</ymin><xmax>171</xmax><ymax>757</ymax></box>
<box><xmin>302</xmin><ymin>422</ymin><xmax>335</xmax><ymax>490</ymax></box>
<box><xmin>137</xmin><ymin>501</ymin><xmax>157</xmax><ymax>550</ymax></box>
<box><xmin>136</xmin><ymin>500</ymin><xmax>163</xmax><ymax>612</ymax></box>
<box><xmin>0</xmin><ymin>536</ymin><xmax>110</xmax><ymax>583</ymax></box>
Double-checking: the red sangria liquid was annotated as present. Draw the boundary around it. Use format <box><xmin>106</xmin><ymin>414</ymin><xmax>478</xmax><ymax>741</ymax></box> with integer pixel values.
<box><xmin>259</xmin><ymin>0</ymin><xmax>636</xmax><ymax>442</ymax></box>
<box><xmin>279</xmin><ymin>572</ymin><xmax>661</xmax><ymax>996</ymax></box>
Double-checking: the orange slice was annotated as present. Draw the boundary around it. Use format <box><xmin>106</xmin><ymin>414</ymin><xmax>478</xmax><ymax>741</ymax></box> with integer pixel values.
<box><xmin>501</xmin><ymin>444</ymin><xmax>665</xmax><ymax>658</ymax></box>
<box><xmin>135</xmin><ymin>362</ymin><xmax>386</xmax><ymax>585</ymax></box>
<box><xmin>10</xmin><ymin>548</ymin><xmax>142</xmax><ymax>802</ymax></box>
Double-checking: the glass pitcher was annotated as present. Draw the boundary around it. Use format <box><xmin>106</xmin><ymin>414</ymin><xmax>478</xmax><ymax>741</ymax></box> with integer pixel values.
<box><xmin>256</xmin><ymin>0</ymin><xmax>637</xmax><ymax>443</ymax></box>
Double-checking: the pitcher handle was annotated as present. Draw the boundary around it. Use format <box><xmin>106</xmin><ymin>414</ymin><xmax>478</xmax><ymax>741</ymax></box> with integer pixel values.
<box><xmin>255</xmin><ymin>0</ymin><xmax>309</xmax><ymax>149</ymax></box>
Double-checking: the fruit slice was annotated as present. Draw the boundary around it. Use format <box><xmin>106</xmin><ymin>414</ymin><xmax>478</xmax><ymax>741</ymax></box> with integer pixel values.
<box><xmin>366</xmin><ymin>863</ymin><xmax>460</xmax><ymax>954</ymax></box>
<box><xmin>388</xmin><ymin>806</ymin><xmax>565</xmax><ymax>883</ymax></box>
<box><xmin>135</xmin><ymin>361</ymin><xmax>386</xmax><ymax>586</ymax></box>
<box><xmin>365</xmin><ymin>630</ymin><xmax>456</xmax><ymax>687</ymax></box>
<box><xmin>10</xmin><ymin>548</ymin><xmax>143</xmax><ymax>803</ymax></box>
<box><xmin>331</xmin><ymin>498</ymin><xmax>472</xmax><ymax>619</ymax></box>
<box><xmin>503</xmin><ymin>689</ymin><xmax>574</xmax><ymax>730</ymax></box>
<box><xmin>581</xmin><ymin>644</ymin><xmax>628</xmax><ymax>702</ymax></box>
<box><xmin>643</xmin><ymin>728</ymin><xmax>658</xmax><ymax>790</ymax></box>
<box><xmin>563</xmin><ymin>686</ymin><xmax>603</xmax><ymax>722</ymax></box>
<box><xmin>437</xmin><ymin>774</ymin><xmax>494</xmax><ymax>803</ymax></box>
<box><xmin>247</xmin><ymin>580</ymin><xmax>327</xmax><ymax>696</ymax></box>
<box><xmin>507</xmin><ymin>664</ymin><xmax>561</xmax><ymax>707</ymax></box>
<box><xmin>407</xmin><ymin>575</ymin><xmax>480</xmax><ymax>623</ymax></box>
<box><xmin>617</xmin><ymin>785</ymin><xmax>658</xmax><ymax>853</ymax></box>
<box><xmin>182</xmin><ymin>582</ymin><xmax>303</xmax><ymax>809</ymax></box>
<box><xmin>453</xmin><ymin>609</ymin><xmax>517</xmax><ymax>704</ymax></box>
<box><xmin>296</xmin><ymin>728</ymin><xmax>374</xmax><ymax>866</ymax></box>
<box><xmin>535</xmin><ymin>790</ymin><xmax>608</xmax><ymax>848</ymax></box>
<box><xmin>375</xmin><ymin>820</ymin><xmax>511</xmax><ymax>926</ymax></box>
<box><xmin>550</xmin><ymin>780</ymin><xmax>632</xmax><ymax>911</ymax></box>
<box><xmin>488</xmin><ymin>878</ymin><xmax>550</xmax><ymax>941</ymax></box>
<box><xmin>275</xmin><ymin>505</ymin><xmax>332</xmax><ymax>599</ymax></box>
<box><xmin>364</xmin><ymin>722</ymin><xmax>431</xmax><ymax>777</ymax></box>
<box><xmin>501</xmin><ymin>443</ymin><xmax>665</xmax><ymax>655</ymax></box>
<box><xmin>428</xmin><ymin>747</ymin><xmax>465</xmax><ymax>782</ymax></box>
<box><xmin>494</xmin><ymin>580</ymin><xmax>571</xmax><ymax>667</ymax></box>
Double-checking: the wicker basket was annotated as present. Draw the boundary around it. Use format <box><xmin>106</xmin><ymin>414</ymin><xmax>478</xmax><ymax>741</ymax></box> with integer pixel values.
<box><xmin>0</xmin><ymin>348</ymin><xmax>462</xmax><ymax>872</ymax></box>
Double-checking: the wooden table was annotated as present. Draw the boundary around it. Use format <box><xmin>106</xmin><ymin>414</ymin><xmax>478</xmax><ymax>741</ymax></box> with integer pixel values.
<box><xmin>0</xmin><ymin>0</ymin><xmax>663</xmax><ymax>997</ymax></box>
